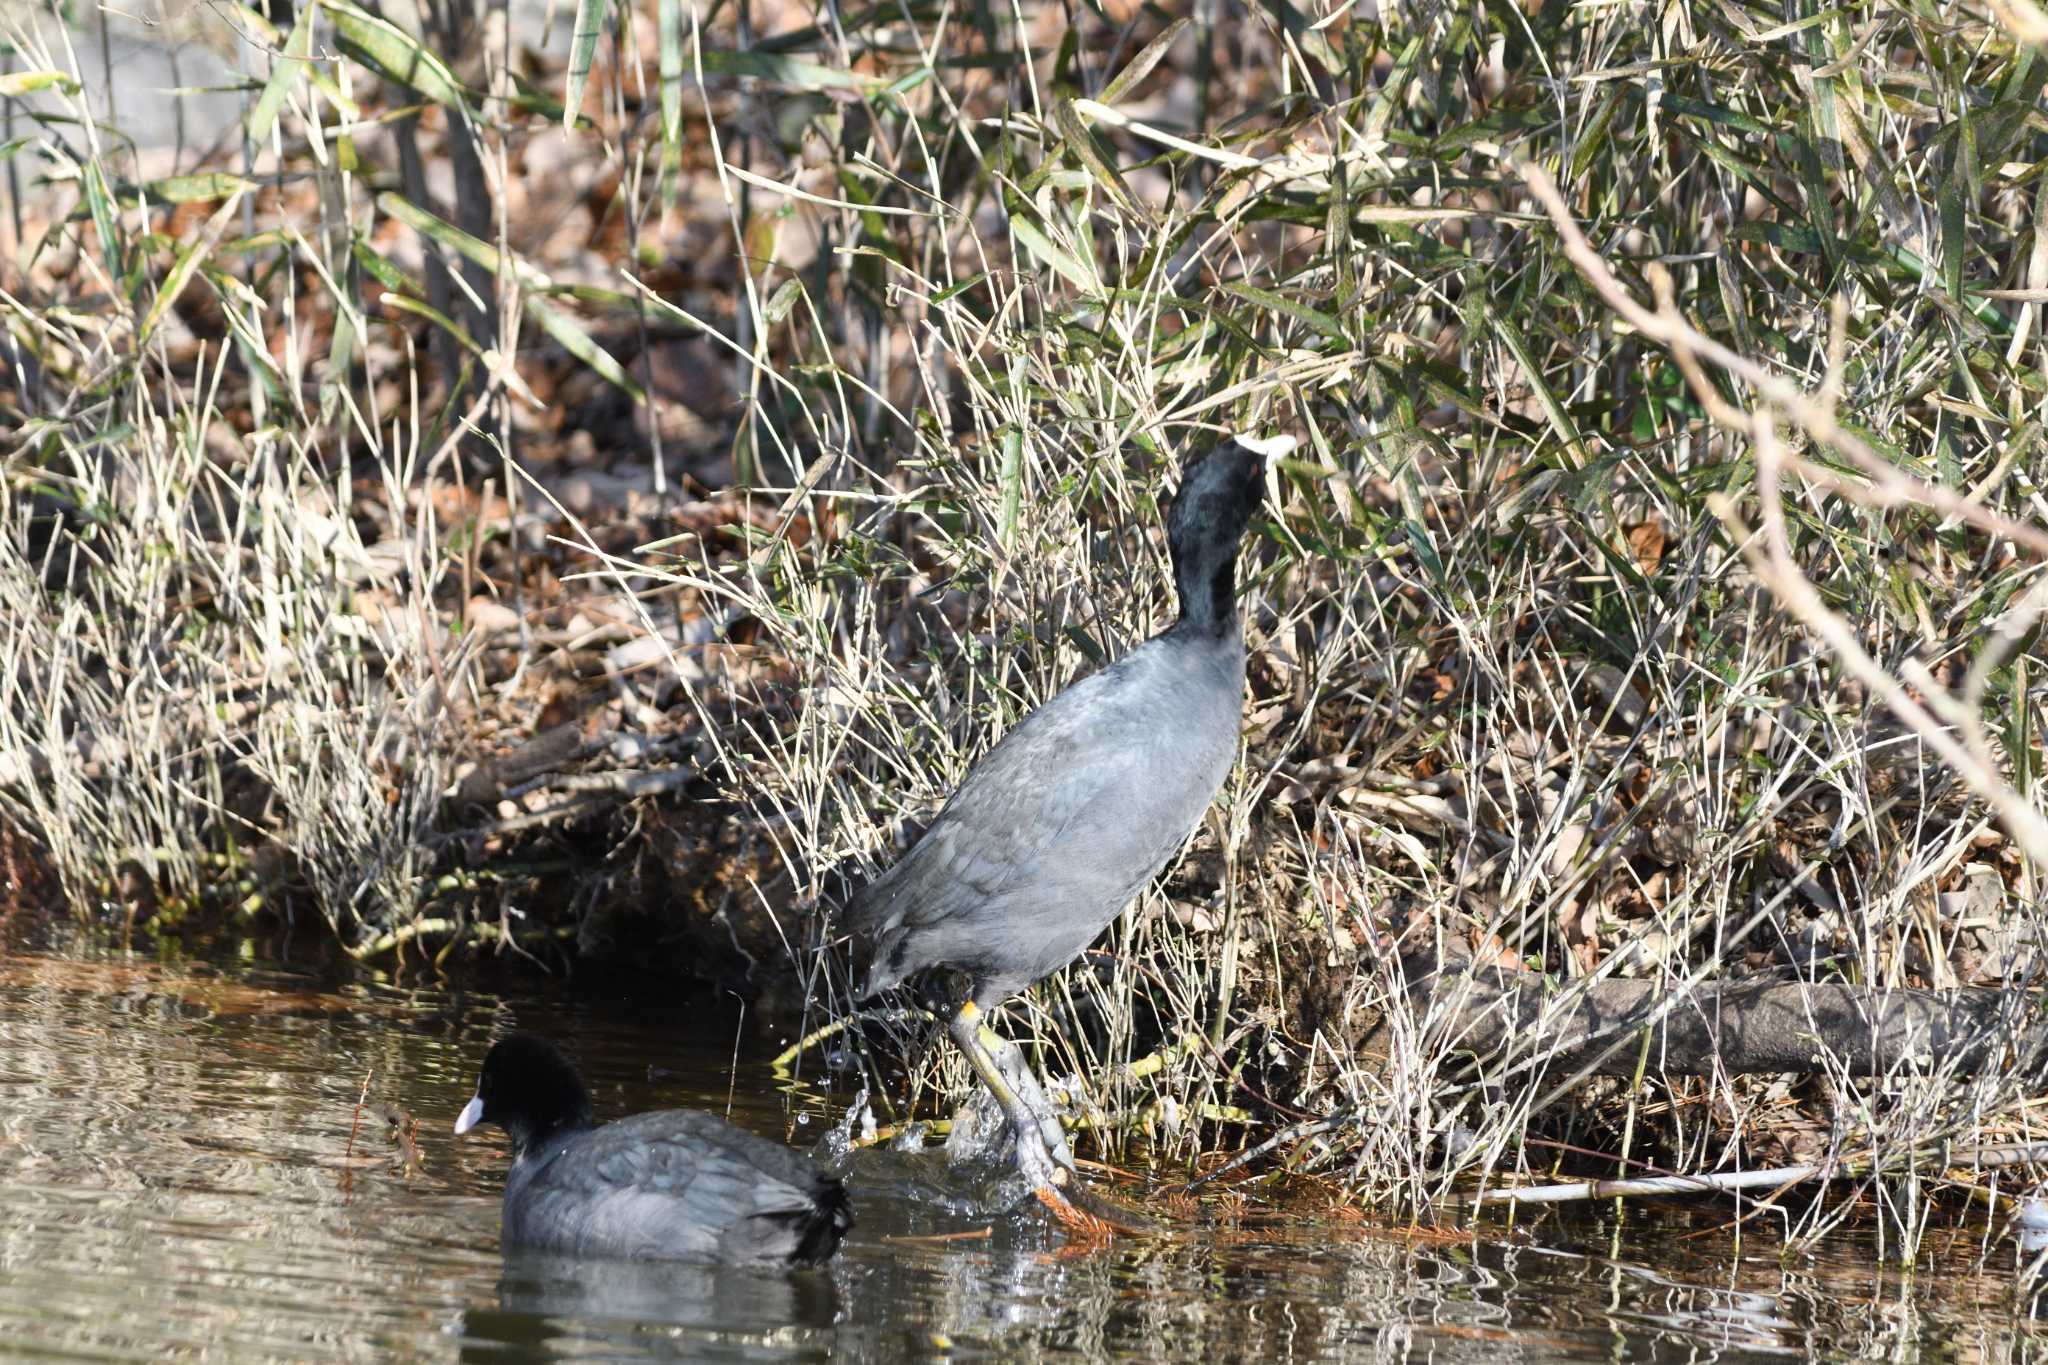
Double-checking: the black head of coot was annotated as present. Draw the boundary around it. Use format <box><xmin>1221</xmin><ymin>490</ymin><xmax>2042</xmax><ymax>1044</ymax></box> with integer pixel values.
<box><xmin>453</xmin><ymin>1032</ymin><xmax>595</xmax><ymax>1157</ymax></box>
<box><xmin>1165</xmin><ymin>437</ymin><xmax>1269</xmax><ymax>638</ymax></box>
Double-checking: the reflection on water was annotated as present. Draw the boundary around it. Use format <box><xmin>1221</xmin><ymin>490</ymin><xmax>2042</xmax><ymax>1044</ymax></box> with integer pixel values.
<box><xmin>0</xmin><ymin>923</ymin><xmax>2040</xmax><ymax>1363</ymax></box>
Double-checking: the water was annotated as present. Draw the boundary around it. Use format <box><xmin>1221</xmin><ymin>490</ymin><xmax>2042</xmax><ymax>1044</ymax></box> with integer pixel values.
<box><xmin>0</xmin><ymin>925</ymin><xmax>2040</xmax><ymax>1363</ymax></box>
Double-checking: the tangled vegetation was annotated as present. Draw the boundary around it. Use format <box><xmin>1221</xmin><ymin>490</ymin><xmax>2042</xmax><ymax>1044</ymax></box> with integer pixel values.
<box><xmin>2</xmin><ymin>0</ymin><xmax>2046</xmax><ymax>1245</ymax></box>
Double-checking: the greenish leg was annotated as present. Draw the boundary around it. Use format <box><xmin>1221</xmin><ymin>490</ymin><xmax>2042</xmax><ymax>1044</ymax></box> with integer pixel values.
<box><xmin>948</xmin><ymin>1001</ymin><xmax>1074</xmax><ymax>1197</ymax></box>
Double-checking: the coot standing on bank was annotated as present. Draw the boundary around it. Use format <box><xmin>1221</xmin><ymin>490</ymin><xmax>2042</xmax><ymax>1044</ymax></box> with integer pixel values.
<box><xmin>844</xmin><ymin>434</ymin><xmax>1278</xmax><ymax>1223</ymax></box>
<box><xmin>454</xmin><ymin>1033</ymin><xmax>851</xmax><ymax>1264</ymax></box>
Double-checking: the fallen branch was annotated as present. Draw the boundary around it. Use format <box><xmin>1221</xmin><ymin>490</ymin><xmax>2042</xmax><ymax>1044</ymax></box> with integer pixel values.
<box><xmin>1384</xmin><ymin>949</ymin><xmax>2048</xmax><ymax>1080</ymax></box>
<box><xmin>769</xmin><ymin>1006</ymin><xmax>934</xmax><ymax>1074</ymax></box>
<box><xmin>344</xmin><ymin>916</ymin><xmax>577</xmax><ymax>961</ymax></box>
<box><xmin>1474</xmin><ymin>1142</ymin><xmax>2048</xmax><ymax>1207</ymax></box>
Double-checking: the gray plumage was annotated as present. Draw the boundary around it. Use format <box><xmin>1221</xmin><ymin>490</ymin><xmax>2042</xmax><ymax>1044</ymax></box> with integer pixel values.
<box><xmin>456</xmin><ymin>1033</ymin><xmax>851</xmax><ymax>1266</ymax></box>
<box><xmin>846</xmin><ymin>438</ymin><xmax>1265</xmax><ymax>1010</ymax></box>
<box><xmin>503</xmin><ymin>1110</ymin><xmax>844</xmax><ymax>1263</ymax></box>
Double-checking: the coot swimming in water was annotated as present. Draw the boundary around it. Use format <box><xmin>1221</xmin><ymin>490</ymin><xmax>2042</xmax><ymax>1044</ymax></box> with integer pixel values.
<box><xmin>454</xmin><ymin>1033</ymin><xmax>851</xmax><ymax>1264</ymax></box>
<box><xmin>844</xmin><ymin>434</ymin><xmax>1277</xmax><ymax>1223</ymax></box>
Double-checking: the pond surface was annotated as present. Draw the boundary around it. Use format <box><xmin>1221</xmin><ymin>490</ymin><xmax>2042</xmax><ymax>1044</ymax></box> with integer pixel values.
<box><xmin>0</xmin><ymin>922</ymin><xmax>2039</xmax><ymax>1363</ymax></box>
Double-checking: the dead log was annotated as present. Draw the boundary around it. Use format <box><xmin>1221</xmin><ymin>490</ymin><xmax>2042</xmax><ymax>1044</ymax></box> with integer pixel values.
<box><xmin>1384</xmin><ymin>949</ymin><xmax>2048</xmax><ymax>1082</ymax></box>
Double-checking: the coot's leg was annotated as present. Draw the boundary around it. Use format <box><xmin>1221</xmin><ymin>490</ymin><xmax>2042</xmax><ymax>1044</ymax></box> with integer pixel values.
<box><xmin>974</xmin><ymin>1023</ymin><xmax>1075</xmax><ymax>1170</ymax></box>
<box><xmin>947</xmin><ymin>1001</ymin><xmax>1100</xmax><ymax>1230</ymax></box>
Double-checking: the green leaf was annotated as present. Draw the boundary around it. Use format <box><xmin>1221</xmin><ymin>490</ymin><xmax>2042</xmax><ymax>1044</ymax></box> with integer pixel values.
<box><xmin>382</xmin><ymin>292</ymin><xmax>484</xmax><ymax>356</ymax></box>
<box><xmin>761</xmin><ymin>276</ymin><xmax>802</xmax><ymax>326</ymax></box>
<box><xmin>1220</xmin><ymin>280</ymin><xmax>1345</xmax><ymax>343</ymax></box>
<box><xmin>525</xmin><ymin>296</ymin><xmax>643</xmax><ymax>400</ymax></box>
<box><xmin>325</xmin><ymin>296</ymin><xmax>358</xmax><ymax>394</ymax></box>
<box><xmin>81</xmin><ymin>161</ymin><xmax>122</xmax><ymax>284</ymax></box>
<box><xmin>1490</xmin><ymin>312</ymin><xmax>1588</xmax><ymax>470</ymax></box>
<box><xmin>1570</xmin><ymin>88</ymin><xmax>1622</xmax><ymax>183</ymax></box>
<box><xmin>1727</xmin><ymin>220</ymin><xmax>1828</xmax><ymax>255</ymax></box>
<box><xmin>353</xmin><ymin>238</ymin><xmax>423</xmax><ymax>297</ymax></box>
<box><xmin>1009</xmin><ymin>214</ymin><xmax>1099</xmax><ymax>294</ymax></box>
<box><xmin>1098</xmin><ymin>17</ymin><xmax>1187</xmax><ymax>107</ymax></box>
<box><xmin>998</xmin><ymin>424</ymin><xmax>1024</xmax><ymax>553</ymax></box>
<box><xmin>0</xmin><ymin>70</ymin><xmax>80</xmax><ymax>98</ymax></box>
<box><xmin>135</xmin><ymin>173</ymin><xmax>254</xmax><ymax>204</ymax></box>
<box><xmin>1051</xmin><ymin>97</ymin><xmax>1147</xmax><ymax>223</ymax></box>
<box><xmin>246</xmin><ymin>3</ymin><xmax>316</xmax><ymax>143</ymax></box>
<box><xmin>564</xmin><ymin>0</ymin><xmax>607</xmax><ymax>130</ymax></box>
<box><xmin>1663</xmin><ymin>93</ymin><xmax>1773</xmax><ymax>139</ymax></box>
<box><xmin>694</xmin><ymin>48</ymin><xmax>878</xmax><ymax>92</ymax></box>
<box><xmin>1403</xmin><ymin>517</ymin><xmax>1444</xmax><ymax>587</ymax></box>
<box><xmin>1366</xmin><ymin>36</ymin><xmax>1422</xmax><ymax>142</ymax></box>
<box><xmin>139</xmin><ymin>188</ymin><xmax>245</xmax><ymax>347</ymax></box>
<box><xmin>377</xmin><ymin>191</ymin><xmax>550</xmax><ymax>290</ymax></box>
<box><xmin>930</xmin><ymin>271</ymin><xmax>991</xmax><ymax>305</ymax></box>
<box><xmin>323</xmin><ymin>0</ymin><xmax>472</xmax><ymax>111</ymax></box>
<box><xmin>658</xmin><ymin>0</ymin><xmax>683</xmax><ymax>211</ymax></box>
<box><xmin>1050</xmin><ymin>26</ymin><xmax>1080</xmax><ymax>92</ymax></box>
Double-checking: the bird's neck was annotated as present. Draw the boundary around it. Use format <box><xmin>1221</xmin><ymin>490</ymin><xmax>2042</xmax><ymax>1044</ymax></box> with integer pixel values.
<box><xmin>507</xmin><ymin>1108</ymin><xmax>594</xmax><ymax>1161</ymax></box>
<box><xmin>1172</xmin><ymin>538</ymin><xmax>1241</xmax><ymax>641</ymax></box>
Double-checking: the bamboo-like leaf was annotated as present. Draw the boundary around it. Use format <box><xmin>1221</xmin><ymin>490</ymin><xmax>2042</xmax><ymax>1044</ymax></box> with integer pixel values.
<box><xmin>81</xmin><ymin>162</ymin><xmax>122</xmax><ymax>285</ymax></box>
<box><xmin>134</xmin><ymin>173</ymin><xmax>254</xmax><ymax>205</ymax></box>
<box><xmin>0</xmin><ymin>70</ymin><xmax>80</xmax><ymax>98</ymax></box>
<box><xmin>1097</xmin><ymin>17</ymin><xmax>1187</xmax><ymax>107</ymax></box>
<box><xmin>564</xmin><ymin>0</ymin><xmax>607</xmax><ymax>130</ymax></box>
<box><xmin>1050</xmin><ymin>98</ymin><xmax>1147</xmax><ymax>223</ymax></box>
<box><xmin>325</xmin><ymin>300</ymin><xmax>358</xmax><ymax>395</ymax></box>
<box><xmin>930</xmin><ymin>271</ymin><xmax>993</xmax><ymax>305</ymax></box>
<box><xmin>1490</xmin><ymin>313</ymin><xmax>1588</xmax><ymax>470</ymax></box>
<box><xmin>1051</xmin><ymin>26</ymin><xmax>1080</xmax><ymax>92</ymax></box>
<box><xmin>323</xmin><ymin>0</ymin><xmax>472</xmax><ymax>111</ymax></box>
<box><xmin>694</xmin><ymin>48</ymin><xmax>878</xmax><ymax>91</ymax></box>
<box><xmin>139</xmin><ymin>188</ymin><xmax>246</xmax><ymax>347</ymax></box>
<box><xmin>658</xmin><ymin>0</ymin><xmax>683</xmax><ymax>211</ymax></box>
<box><xmin>354</xmin><ymin>237</ymin><xmax>423</xmax><ymax>298</ymax></box>
<box><xmin>1570</xmin><ymin>87</ymin><xmax>1623</xmax><ymax>183</ymax></box>
<box><xmin>2011</xmin><ymin>655</ymin><xmax>2034</xmax><ymax>798</ymax></box>
<box><xmin>383</xmin><ymin>292</ymin><xmax>483</xmax><ymax>356</ymax></box>
<box><xmin>1220</xmin><ymin>280</ymin><xmax>1345</xmax><ymax>343</ymax></box>
<box><xmin>761</xmin><ymin>276</ymin><xmax>802</xmax><ymax>327</ymax></box>
<box><xmin>310</xmin><ymin>65</ymin><xmax>360</xmax><ymax>121</ymax></box>
<box><xmin>525</xmin><ymin>296</ymin><xmax>643</xmax><ymax>399</ymax></box>
<box><xmin>1365</xmin><ymin>35</ymin><xmax>1422</xmax><ymax>140</ymax></box>
<box><xmin>246</xmin><ymin>3</ymin><xmax>316</xmax><ymax>143</ymax></box>
<box><xmin>1009</xmin><ymin>214</ymin><xmax>1099</xmax><ymax>294</ymax></box>
<box><xmin>997</xmin><ymin>424</ymin><xmax>1024</xmax><ymax>553</ymax></box>
<box><xmin>377</xmin><ymin>191</ymin><xmax>552</xmax><ymax>289</ymax></box>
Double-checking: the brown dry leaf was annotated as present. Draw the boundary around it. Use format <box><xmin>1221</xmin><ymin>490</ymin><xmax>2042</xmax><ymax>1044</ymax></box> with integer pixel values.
<box><xmin>1625</xmin><ymin>518</ymin><xmax>1666</xmax><ymax>572</ymax></box>
<box><xmin>1471</xmin><ymin>929</ymin><xmax>1520</xmax><ymax>970</ymax></box>
<box><xmin>1561</xmin><ymin>897</ymin><xmax>1600</xmax><ymax>974</ymax></box>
